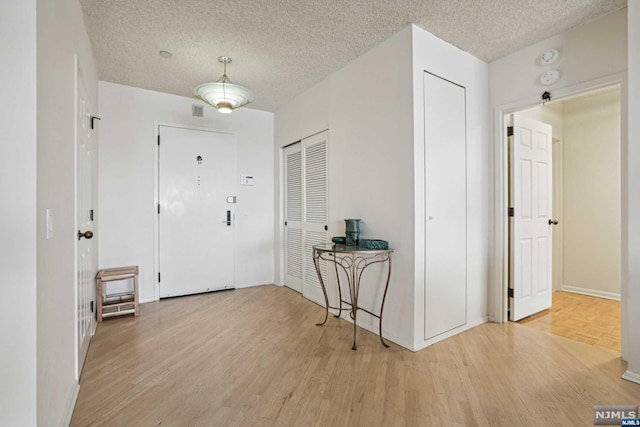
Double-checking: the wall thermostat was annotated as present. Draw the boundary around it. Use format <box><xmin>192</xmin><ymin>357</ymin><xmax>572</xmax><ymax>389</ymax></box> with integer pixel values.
<box><xmin>240</xmin><ymin>175</ymin><xmax>254</xmax><ymax>186</ymax></box>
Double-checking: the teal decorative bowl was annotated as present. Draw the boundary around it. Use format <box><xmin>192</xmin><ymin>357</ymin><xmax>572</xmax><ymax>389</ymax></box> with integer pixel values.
<box><xmin>358</xmin><ymin>239</ymin><xmax>389</xmax><ymax>250</ymax></box>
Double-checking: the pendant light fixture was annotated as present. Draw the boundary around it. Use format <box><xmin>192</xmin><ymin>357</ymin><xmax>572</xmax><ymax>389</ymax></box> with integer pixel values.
<box><xmin>194</xmin><ymin>56</ymin><xmax>254</xmax><ymax>114</ymax></box>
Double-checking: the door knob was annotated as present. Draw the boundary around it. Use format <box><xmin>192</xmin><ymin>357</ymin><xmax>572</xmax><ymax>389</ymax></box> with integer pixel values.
<box><xmin>78</xmin><ymin>230</ymin><xmax>94</xmax><ymax>240</ymax></box>
<box><xmin>548</xmin><ymin>219</ymin><xmax>559</xmax><ymax>225</ymax></box>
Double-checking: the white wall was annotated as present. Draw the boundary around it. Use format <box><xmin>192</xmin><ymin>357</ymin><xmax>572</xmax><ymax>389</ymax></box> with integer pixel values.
<box><xmin>490</xmin><ymin>10</ymin><xmax>627</xmax><ymax>108</ymax></box>
<box><xmin>0</xmin><ymin>1</ymin><xmax>37</xmax><ymax>425</ymax></box>
<box><xmin>562</xmin><ymin>90</ymin><xmax>621</xmax><ymax>298</ymax></box>
<box><xmin>36</xmin><ymin>0</ymin><xmax>99</xmax><ymax>425</ymax></box>
<box><xmin>624</xmin><ymin>2</ymin><xmax>640</xmax><ymax>384</ymax></box>
<box><xmin>276</xmin><ymin>26</ymin><xmax>416</xmax><ymax>349</ymax></box>
<box><xmin>489</xmin><ymin>9</ymin><xmax>627</xmax><ymax>322</ymax></box>
<box><xmin>99</xmin><ymin>82</ymin><xmax>274</xmax><ymax>301</ymax></box>
<box><xmin>275</xmin><ymin>25</ymin><xmax>489</xmax><ymax>351</ymax></box>
<box><xmin>411</xmin><ymin>26</ymin><xmax>490</xmax><ymax>349</ymax></box>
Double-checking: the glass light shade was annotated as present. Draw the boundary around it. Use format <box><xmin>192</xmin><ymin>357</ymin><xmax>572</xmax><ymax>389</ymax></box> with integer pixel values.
<box><xmin>194</xmin><ymin>81</ymin><xmax>254</xmax><ymax>113</ymax></box>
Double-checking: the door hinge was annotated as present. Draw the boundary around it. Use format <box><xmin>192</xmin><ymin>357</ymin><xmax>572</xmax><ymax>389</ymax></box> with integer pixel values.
<box><xmin>90</xmin><ymin>209</ymin><xmax>94</xmax><ymax>221</ymax></box>
<box><xmin>508</xmin><ymin>288</ymin><xmax>514</xmax><ymax>298</ymax></box>
<box><xmin>157</xmin><ymin>204</ymin><xmax>160</xmax><ymax>214</ymax></box>
<box><xmin>508</xmin><ymin>207</ymin><xmax>514</xmax><ymax>217</ymax></box>
<box><xmin>157</xmin><ymin>135</ymin><xmax>160</xmax><ymax>146</ymax></box>
<box><xmin>507</xmin><ymin>126</ymin><xmax>514</xmax><ymax>137</ymax></box>
<box><xmin>90</xmin><ymin>300</ymin><xmax>94</xmax><ymax>313</ymax></box>
<box><xmin>284</xmin><ymin>221</ymin><xmax>287</xmax><ymax>226</ymax></box>
<box><xmin>158</xmin><ymin>272</ymin><xmax>161</xmax><ymax>282</ymax></box>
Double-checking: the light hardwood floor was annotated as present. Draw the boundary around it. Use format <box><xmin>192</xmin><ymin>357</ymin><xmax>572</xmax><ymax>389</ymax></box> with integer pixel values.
<box><xmin>518</xmin><ymin>291</ymin><xmax>621</xmax><ymax>352</ymax></box>
<box><xmin>72</xmin><ymin>285</ymin><xmax>639</xmax><ymax>426</ymax></box>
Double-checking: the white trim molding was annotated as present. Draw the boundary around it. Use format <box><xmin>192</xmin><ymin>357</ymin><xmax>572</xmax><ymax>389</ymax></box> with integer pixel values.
<box><xmin>63</xmin><ymin>382</ymin><xmax>80</xmax><ymax>427</ymax></box>
<box><xmin>414</xmin><ymin>317</ymin><xmax>489</xmax><ymax>352</ymax></box>
<box><xmin>561</xmin><ymin>285</ymin><xmax>620</xmax><ymax>301</ymax></box>
<box><xmin>622</xmin><ymin>370</ymin><xmax>640</xmax><ymax>385</ymax></box>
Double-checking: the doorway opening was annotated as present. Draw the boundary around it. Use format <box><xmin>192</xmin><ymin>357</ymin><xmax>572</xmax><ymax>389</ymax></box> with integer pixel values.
<box><xmin>505</xmin><ymin>84</ymin><xmax>622</xmax><ymax>353</ymax></box>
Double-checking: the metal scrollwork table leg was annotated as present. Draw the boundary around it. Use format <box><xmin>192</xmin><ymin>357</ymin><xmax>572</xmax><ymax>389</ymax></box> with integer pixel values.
<box><xmin>312</xmin><ymin>246</ymin><xmax>393</xmax><ymax>350</ymax></box>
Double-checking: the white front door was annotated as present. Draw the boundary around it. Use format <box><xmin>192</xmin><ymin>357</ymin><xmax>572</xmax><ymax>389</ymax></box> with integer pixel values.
<box><xmin>76</xmin><ymin>61</ymin><xmax>96</xmax><ymax>377</ymax></box>
<box><xmin>284</xmin><ymin>143</ymin><xmax>303</xmax><ymax>293</ymax></box>
<box><xmin>158</xmin><ymin>126</ymin><xmax>236</xmax><ymax>298</ymax></box>
<box><xmin>509</xmin><ymin>115</ymin><xmax>553</xmax><ymax>321</ymax></box>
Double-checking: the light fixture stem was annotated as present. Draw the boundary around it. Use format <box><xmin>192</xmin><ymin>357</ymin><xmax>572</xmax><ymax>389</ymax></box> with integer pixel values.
<box><xmin>222</xmin><ymin>61</ymin><xmax>227</xmax><ymax>101</ymax></box>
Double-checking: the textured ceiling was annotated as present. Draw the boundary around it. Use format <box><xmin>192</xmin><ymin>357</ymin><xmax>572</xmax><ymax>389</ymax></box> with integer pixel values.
<box><xmin>79</xmin><ymin>0</ymin><xmax>626</xmax><ymax>112</ymax></box>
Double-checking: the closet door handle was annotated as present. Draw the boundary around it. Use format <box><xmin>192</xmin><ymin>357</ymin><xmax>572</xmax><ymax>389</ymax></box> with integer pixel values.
<box><xmin>548</xmin><ymin>219</ymin><xmax>559</xmax><ymax>225</ymax></box>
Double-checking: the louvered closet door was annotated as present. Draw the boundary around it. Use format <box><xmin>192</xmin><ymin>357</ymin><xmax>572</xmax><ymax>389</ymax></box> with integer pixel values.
<box><xmin>284</xmin><ymin>143</ymin><xmax>303</xmax><ymax>293</ymax></box>
<box><xmin>301</xmin><ymin>131</ymin><xmax>329</xmax><ymax>304</ymax></box>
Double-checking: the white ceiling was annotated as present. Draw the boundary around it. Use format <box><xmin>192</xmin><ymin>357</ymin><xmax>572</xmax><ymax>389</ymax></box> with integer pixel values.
<box><xmin>79</xmin><ymin>0</ymin><xmax>626</xmax><ymax>112</ymax></box>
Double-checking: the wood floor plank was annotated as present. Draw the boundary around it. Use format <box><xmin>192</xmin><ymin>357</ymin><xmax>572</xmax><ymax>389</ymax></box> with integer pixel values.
<box><xmin>71</xmin><ymin>285</ymin><xmax>639</xmax><ymax>426</ymax></box>
<box><xmin>518</xmin><ymin>291</ymin><xmax>621</xmax><ymax>351</ymax></box>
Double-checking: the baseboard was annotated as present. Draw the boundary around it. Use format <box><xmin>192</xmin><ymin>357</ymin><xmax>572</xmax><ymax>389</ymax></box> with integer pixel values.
<box><xmin>561</xmin><ymin>285</ymin><xmax>620</xmax><ymax>301</ymax></box>
<box><xmin>622</xmin><ymin>370</ymin><xmax>640</xmax><ymax>385</ymax></box>
<box><xmin>62</xmin><ymin>381</ymin><xmax>80</xmax><ymax>426</ymax></box>
<box><xmin>413</xmin><ymin>317</ymin><xmax>489</xmax><ymax>352</ymax></box>
<box><xmin>139</xmin><ymin>297</ymin><xmax>157</xmax><ymax>304</ymax></box>
<box><xmin>234</xmin><ymin>282</ymin><xmax>274</xmax><ymax>289</ymax></box>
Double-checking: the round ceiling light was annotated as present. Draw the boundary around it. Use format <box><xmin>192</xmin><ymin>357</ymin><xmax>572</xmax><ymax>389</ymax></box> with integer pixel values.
<box><xmin>194</xmin><ymin>56</ymin><xmax>254</xmax><ymax>114</ymax></box>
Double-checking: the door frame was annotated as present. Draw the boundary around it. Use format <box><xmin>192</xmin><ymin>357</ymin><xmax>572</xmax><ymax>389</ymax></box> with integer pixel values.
<box><xmin>551</xmin><ymin>137</ymin><xmax>563</xmax><ymax>292</ymax></box>
<box><xmin>153</xmin><ymin>122</ymin><xmax>237</xmax><ymax>301</ymax></box>
<box><xmin>490</xmin><ymin>72</ymin><xmax>627</xmax><ymax>357</ymax></box>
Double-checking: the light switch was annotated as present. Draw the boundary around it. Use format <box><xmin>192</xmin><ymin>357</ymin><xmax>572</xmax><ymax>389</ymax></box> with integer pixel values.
<box><xmin>46</xmin><ymin>209</ymin><xmax>54</xmax><ymax>239</ymax></box>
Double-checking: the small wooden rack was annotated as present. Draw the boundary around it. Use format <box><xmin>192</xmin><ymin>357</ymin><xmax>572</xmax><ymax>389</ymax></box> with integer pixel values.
<box><xmin>96</xmin><ymin>266</ymin><xmax>139</xmax><ymax>322</ymax></box>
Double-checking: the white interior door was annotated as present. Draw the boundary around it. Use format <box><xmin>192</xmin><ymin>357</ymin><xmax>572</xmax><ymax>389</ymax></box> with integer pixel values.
<box><xmin>159</xmin><ymin>126</ymin><xmax>236</xmax><ymax>298</ymax></box>
<box><xmin>423</xmin><ymin>72</ymin><xmax>467</xmax><ymax>340</ymax></box>
<box><xmin>284</xmin><ymin>143</ymin><xmax>302</xmax><ymax>293</ymax></box>
<box><xmin>509</xmin><ymin>115</ymin><xmax>553</xmax><ymax>321</ymax></box>
<box><xmin>301</xmin><ymin>131</ymin><xmax>329</xmax><ymax>304</ymax></box>
<box><xmin>76</xmin><ymin>61</ymin><xmax>96</xmax><ymax>377</ymax></box>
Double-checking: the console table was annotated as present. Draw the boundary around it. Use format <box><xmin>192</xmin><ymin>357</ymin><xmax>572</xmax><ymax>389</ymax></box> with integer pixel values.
<box><xmin>312</xmin><ymin>243</ymin><xmax>394</xmax><ymax>350</ymax></box>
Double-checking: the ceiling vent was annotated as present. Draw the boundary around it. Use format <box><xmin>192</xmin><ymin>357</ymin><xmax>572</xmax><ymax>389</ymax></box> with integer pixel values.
<box><xmin>192</xmin><ymin>104</ymin><xmax>204</xmax><ymax>117</ymax></box>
